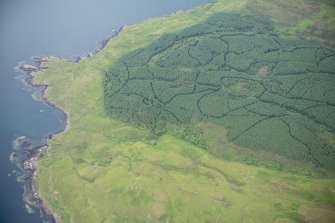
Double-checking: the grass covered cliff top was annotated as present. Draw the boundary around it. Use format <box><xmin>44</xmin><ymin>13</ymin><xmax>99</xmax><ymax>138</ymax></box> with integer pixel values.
<box><xmin>34</xmin><ymin>0</ymin><xmax>335</xmax><ymax>222</ymax></box>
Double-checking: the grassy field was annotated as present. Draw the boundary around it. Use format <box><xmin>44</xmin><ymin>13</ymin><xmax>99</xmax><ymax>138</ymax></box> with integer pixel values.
<box><xmin>34</xmin><ymin>0</ymin><xmax>335</xmax><ymax>222</ymax></box>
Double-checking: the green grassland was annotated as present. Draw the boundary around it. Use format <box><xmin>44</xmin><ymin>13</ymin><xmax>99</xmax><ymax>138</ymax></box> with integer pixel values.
<box><xmin>34</xmin><ymin>0</ymin><xmax>335</xmax><ymax>222</ymax></box>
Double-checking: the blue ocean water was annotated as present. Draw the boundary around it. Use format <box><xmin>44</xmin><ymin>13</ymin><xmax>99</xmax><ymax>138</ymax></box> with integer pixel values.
<box><xmin>0</xmin><ymin>0</ymin><xmax>210</xmax><ymax>222</ymax></box>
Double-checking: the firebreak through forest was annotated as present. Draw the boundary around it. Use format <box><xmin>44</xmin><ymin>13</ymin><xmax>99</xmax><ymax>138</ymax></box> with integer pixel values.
<box><xmin>103</xmin><ymin>13</ymin><xmax>335</xmax><ymax>169</ymax></box>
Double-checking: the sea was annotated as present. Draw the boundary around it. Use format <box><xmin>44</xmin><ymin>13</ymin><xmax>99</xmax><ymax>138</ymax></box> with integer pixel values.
<box><xmin>0</xmin><ymin>0</ymin><xmax>210</xmax><ymax>222</ymax></box>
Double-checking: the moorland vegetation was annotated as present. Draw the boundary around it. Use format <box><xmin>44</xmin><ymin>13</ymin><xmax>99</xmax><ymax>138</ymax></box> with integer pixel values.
<box><xmin>34</xmin><ymin>1</ymin><xmax>335</xmax><ymax>222</ymax></box>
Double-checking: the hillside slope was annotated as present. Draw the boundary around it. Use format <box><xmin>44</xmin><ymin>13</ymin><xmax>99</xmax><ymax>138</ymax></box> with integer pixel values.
<box><xmin>103</xmin><ymin>12</ymin><xmax>335</xmax><ymax>169</ymax></box>
<box><xmin>35</xmin><ymin>0</ymin><xmax>335</xmax><ymax>222</ymax></box>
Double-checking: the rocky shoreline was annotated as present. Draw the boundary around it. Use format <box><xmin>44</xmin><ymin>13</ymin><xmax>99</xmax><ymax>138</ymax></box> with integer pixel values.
<box><xmin>11</xmin><ymin>136</ymin><xmax>56</xmax><ymax>222</ymax></box>
<box><xmin>13</xmin><ymin>26</ymin><xmax>123</xmax><ymax>223</ymax></box>
<box><xmin>14</xmin><ymin>57</ymin><xmax>68</xmax><ymax>223</ymax></box>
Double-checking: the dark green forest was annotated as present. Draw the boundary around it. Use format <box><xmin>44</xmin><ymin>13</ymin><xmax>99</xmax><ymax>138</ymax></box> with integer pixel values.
<box><xmin>104</xmin><ymin>13</ymin><xmax>335</xmax><ymax>169</ymax></box>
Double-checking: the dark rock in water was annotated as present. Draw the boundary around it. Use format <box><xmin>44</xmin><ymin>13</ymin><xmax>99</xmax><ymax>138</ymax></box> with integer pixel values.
<box><xmin>23</xmin><ymin>160</ymin><xmax>34</xmax><ymax>171</ymax></box>
<box><xmin>31</xmin><ymin>55</ymin><xmax>58</xmax><ymax>63</ymax></box>
<box><xmin>12</xmin><ymin>136</ymin><xmax>33</xmax><ymax>150</ymax></box>
<box><xmin>18</xmin><ymin>64</ymin><xmax>39</xmax><ymax>72</ymax></box>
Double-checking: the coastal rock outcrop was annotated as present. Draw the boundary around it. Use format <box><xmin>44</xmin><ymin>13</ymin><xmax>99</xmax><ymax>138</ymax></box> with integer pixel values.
<box><xmin>17</xmin><ymin>64</ymin><xmax>39</xmax><ymax>73</ymax></box>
